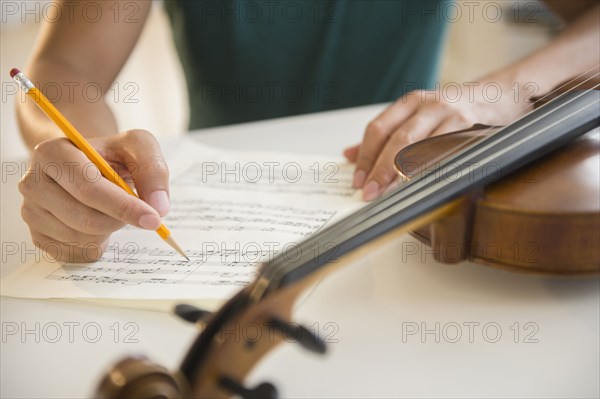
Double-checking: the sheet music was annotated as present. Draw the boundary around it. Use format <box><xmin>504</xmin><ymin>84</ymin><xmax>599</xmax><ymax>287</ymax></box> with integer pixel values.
<box><xmin>1</xmin><ymin>141</ymin><xmax>364</xmax><ymax>305</ymax></box>
<box><xmin>173</xmin><ymin>160</ymin><xmax>355</xmax><ymax>197</ymax></box>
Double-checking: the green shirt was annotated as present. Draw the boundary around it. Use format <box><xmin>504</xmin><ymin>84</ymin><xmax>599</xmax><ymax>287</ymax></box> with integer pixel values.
<box><xmin>165</xmin><ymin>0</ymin><xmax>450</xmax><ymax>129</ymax></box>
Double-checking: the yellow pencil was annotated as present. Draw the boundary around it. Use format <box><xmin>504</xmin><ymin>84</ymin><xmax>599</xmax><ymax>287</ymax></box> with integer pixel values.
<box><xmin>10</xmin><ymin>68</ymin><xmax>188</xmax><ymax>260</ymax></box>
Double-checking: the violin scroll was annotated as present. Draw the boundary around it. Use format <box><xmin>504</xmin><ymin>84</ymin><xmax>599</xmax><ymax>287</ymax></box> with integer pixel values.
<box><xmin>96</xmin><ymin>355</ymin><xmax>188</xmax><ymax>398</ymax></box>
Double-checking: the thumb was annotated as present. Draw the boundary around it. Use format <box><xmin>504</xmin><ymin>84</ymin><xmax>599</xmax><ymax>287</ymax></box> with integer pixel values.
<box><xmin>110</xmin><ymin>130</ymin><xmax>170</xmax><ymax>217</ymax></box>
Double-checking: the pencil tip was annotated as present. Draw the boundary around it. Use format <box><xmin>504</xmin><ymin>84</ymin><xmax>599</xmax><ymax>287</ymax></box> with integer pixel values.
<box><xmin>164</xmin><ymin>235</ymin><xmax>188</xmax><ymax>261</ymax></box>
<box><xmin>9</xmin><ymin>68</ymin><xmax>20</xmax><ymax>78</ymax></box>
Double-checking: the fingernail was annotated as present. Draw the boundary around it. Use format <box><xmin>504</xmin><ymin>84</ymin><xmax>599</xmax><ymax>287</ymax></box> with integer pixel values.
<box><xmin>383</xmin><ymin>180</ymin><xmax>400</xmax><ymax>195</ymax></box>
<box><xmin>148</xmin><ymin>190</ymin><xmax>170</xmax><ymax>216</ymax></box>
<box><xmin>353</xmin><ymin>170</ymin><xmax>367</xmax><ymax>188</ymax></box>
<box><xmin>344</xmin><ymin>145</ymin><xmax>356</xmax><ymax>154</ymax></box>
<box><xmin>363</xmin><ymin>181</ymin><xmax>380</xmax><ymax>201</ymax></box>
<box><xmin>138</xmin><ymin>213</ymin><xmax>161</xmax><ymax>230</ymax></box>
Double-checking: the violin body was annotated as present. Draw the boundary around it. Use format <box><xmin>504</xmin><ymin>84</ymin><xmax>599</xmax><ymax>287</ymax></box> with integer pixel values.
<box><xmin>395</xmin><ymin>126</ymin><xmax>600</xmax><ymax>275</ymax></box>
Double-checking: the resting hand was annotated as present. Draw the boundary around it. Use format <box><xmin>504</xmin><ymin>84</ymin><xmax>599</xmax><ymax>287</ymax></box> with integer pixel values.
<box><xmin>19</xmin><ymin>130</ymin><xmax>170</xmax><ymax>262</ymax></box>
<box><xmin>344</xmin><ymin>85</ymin><xmax>529</xmax><ymax>201</ymax></box>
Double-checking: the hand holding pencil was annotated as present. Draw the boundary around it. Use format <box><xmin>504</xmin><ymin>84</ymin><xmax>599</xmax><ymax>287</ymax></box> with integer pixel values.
<box><xmin>11</xmin><ymin>68</ymin><xmax>188</xmax><ymax>262</ymax></box>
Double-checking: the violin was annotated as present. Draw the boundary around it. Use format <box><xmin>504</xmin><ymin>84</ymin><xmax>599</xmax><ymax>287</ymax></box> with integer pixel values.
<box><xmin>398</xmin><ymin>72</ymin><xmax>599</xmax><ymax>275</ymax></box>
<box><xmin>95</xmin><ymin>73</ymin><xmax>599</xmax><ymax>398</ymax></box>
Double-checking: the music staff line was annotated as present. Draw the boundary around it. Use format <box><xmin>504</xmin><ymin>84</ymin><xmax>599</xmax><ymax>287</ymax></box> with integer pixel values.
<box><xmin>44</xmin><ymin>248</ymin><xmax>274</xmax><ymax>287</ymax></box>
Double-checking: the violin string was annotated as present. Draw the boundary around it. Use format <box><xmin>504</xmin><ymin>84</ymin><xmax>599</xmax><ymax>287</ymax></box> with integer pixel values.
<box><xmin>412</xmin><ymin>80</ymin><xmax>600</xmax><ymax>183</ymax></box>
<box><xmin>181</xmin><ymin>83</ymin><xmax>600</xmax><ymax>383</ymax></box>
<box><xmin>480</xmin><ymin>65</ymin><xmax>599</xmax><ymax>133</ymax></box>
<box><xmin>266</xmin><ymin>87</ymin><xmax>600</xmax><ymax>290</ymax></box>
<box><xmin>264</xmin><ymin>83</ymin><xmax>600</xmax><ymax>287</ymax></box>
<box><xmin>529</xmin><ymin>64</ymin><xmax>599</xmax><ymax>107</ymax></box>
<box><xmin>394</xmin><ymin>67</ymin><xmax>600</xmax><ymax>186</ymax></box>
<box><xmin>418</xmin><ymin>67</ymin><xmax>600</xmax><ymax>168</ymax></box>
<box><xmin>387</xmin><ymin>81</ymin><xmax>600</xmax><ymax>212</ymax></box>
<box><xmin>398</xmin><ymin>87</ymin><xmax>600</xmax><ymax>211</ymax></box>
<box><xmin>260</xmin><ymin>74</ymin><xmax>600</xmax><ymax>291</ymax></box>
<box><xmin>388</xmin><ymin>67</ymin><xmax>600</xmax><ymax>190</ymax></box>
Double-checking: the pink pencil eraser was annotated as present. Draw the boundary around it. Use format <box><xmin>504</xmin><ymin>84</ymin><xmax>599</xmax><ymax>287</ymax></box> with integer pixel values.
<box><xmin>9</xmin><ymin>68</ymin><xmax>20</xmax><ymax>78</ymax></box>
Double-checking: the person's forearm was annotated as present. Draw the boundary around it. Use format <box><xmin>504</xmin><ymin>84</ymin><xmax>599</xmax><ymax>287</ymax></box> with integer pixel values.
<box><xmin>16</xmin><ymin>58</ymin><xmax>119</xmax><ymax>150</ymax></box>
<box><xmin>13</xmin><ymin>0</ymin><xmax>153</xmax><ymax>151</ymax></box>
<box><xmin>482</xmin><ymin>4</ymin><xmax>599</xmax><ymax>100</ymax></box>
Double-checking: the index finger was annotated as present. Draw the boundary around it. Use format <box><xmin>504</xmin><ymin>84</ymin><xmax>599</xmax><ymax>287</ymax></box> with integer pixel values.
<box><xmin>354</xmin><ymin>95</ymin><xmax>419</xmax><ymax>188</ymax></box>
<box><xmin>34</xmin><ymin>139</ymin><xmax>162</xmax><ymax>230</ymax></box>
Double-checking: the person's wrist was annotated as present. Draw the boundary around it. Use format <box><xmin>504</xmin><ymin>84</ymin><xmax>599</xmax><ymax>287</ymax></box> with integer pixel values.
<box><xmin>469</xmin><ymin>77</ymin><xmax>535</xmax><ymax>125</ymax></box>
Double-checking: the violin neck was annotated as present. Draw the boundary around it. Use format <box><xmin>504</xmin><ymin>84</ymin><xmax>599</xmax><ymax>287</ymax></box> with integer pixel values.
<box><xmin>255</xmin><ymin>90</ymin><xmax>600</xmax><ymax>298</ymax></box>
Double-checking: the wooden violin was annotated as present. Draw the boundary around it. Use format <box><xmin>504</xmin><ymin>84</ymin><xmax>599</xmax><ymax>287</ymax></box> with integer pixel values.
<box><xmin>95</xmin><ymin>76</ymin><xmax>599</xmax><ymax>398</ymax></box>
<box><xmin>397</xmin><ymin>72</ymin><xmax>599</xmax><ymax>275</ymax></box>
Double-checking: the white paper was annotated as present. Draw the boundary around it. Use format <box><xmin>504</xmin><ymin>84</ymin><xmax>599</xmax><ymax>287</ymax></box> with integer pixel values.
<box><xmin>1</xmin><ymin>141</ymin><xmax>364</xmax><ymax>308</ymax></box>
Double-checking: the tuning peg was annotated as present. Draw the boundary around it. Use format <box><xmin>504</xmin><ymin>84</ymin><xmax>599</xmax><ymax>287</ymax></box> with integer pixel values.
<box><xmin>174</xmin><ymin>304</ymin><xmax>212</xmax><ymax>323</ymax></box>
<box><xmin>219</xmin><ymin>375</ymin><xmax>277</xmax><ymax>399</ymax></box>
<box><xmin>269</xmin><ymin>317</ymin><xmax>327</xmax><ymax>354</ymax></box>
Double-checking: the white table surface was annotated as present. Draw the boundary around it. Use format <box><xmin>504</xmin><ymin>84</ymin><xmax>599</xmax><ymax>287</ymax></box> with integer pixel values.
<box><xmin>1</xmin><ymin>104</ymin><xmax>599</xmax><ymax>398</ymax></box>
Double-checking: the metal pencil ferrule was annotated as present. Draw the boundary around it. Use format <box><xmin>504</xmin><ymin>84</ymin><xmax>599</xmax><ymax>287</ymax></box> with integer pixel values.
<box><xmin>12</xmin><ymin>72</ymin><xmax>35</xmax><ymax>93</ymax></box>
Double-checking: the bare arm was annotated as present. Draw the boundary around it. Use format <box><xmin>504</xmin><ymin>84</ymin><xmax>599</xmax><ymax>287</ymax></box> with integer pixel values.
<box><xmin>348</xmin><ymin>1</ymin><xmax>600</xmax><ymax>201</ymax></box>
<box><xmin>17</xmin><ymin>0</ymin><xmax>152</xmax><ymax>149</ymax></box>
<box><xmin>482</xmin><ymin>1</ymin><xmax>600</xmax><ymax>100</ymax></box>
<box><xmin>15</xmin><ymin>1</ymin><xmax>171</xmax><ymax>262</ymax></box>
